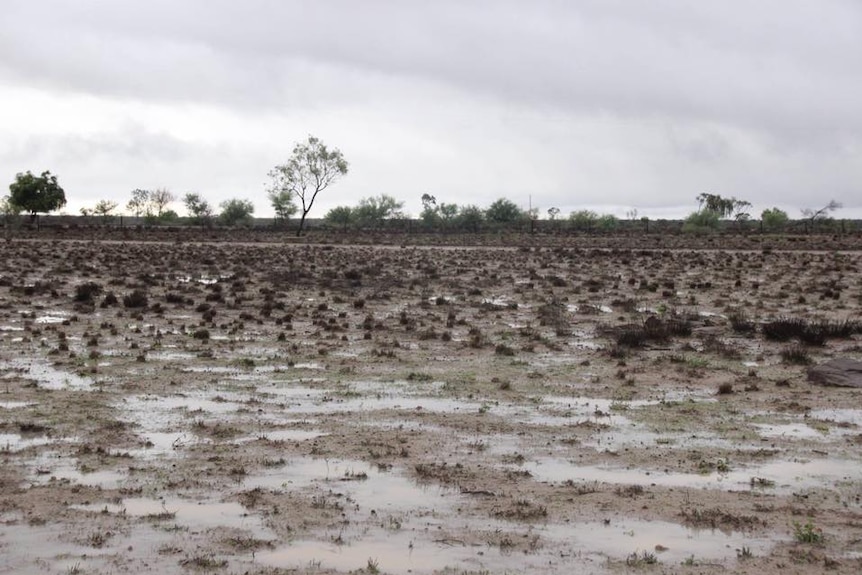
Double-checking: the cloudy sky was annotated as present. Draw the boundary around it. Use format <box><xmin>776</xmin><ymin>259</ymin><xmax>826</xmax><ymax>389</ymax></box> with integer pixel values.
<box><xmin>1</xmin><ymin>0</ymin><xmax>860</xmax><ymax>219</ymax></box>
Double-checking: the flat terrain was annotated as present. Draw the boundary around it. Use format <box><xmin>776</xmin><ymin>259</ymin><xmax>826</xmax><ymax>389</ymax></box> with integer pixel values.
<box><xmin>1</xmin><ymin>235</ymin><xmax>861</xmax><ymax>574</ymax></box>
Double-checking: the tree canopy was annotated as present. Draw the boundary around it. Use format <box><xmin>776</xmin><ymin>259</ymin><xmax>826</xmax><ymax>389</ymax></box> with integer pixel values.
<box><xmin>355</xmin><ymin>194</ymin><xmax>404</xmax><ymax>229</ymax></box>
<box><xmin>183</xmin><ymin>192</ymin><xmax>214</xmax><ymax>225</ymax></box>
<box><xmin>485</xmin><ymin>198</ymin><xmax>524</xmax><ymax>225</ymax></box>
<box><xmin>268</xmin><ymin>136</ymin><xmax>348</xmax><ymax>236</ymax></box>
<box><xmin>269</xmin><ymin>189</ymin><xmax>298</xmax><ymax>224</ymax></box>
<box><xmin>219</xmin><ymin>198</ymin><xmax>255</xmax><ymax>226</ymax></box>
<box><xmin>8</xmin><ymin>171</ymin><xmax>66</xmax><ymax>217</ymax></box>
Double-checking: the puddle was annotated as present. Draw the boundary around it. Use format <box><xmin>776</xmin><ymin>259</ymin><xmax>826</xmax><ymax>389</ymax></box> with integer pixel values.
<box><xmin>0</xmin><ymin>522</ymin><xmax>129</xmax><ymax>574</ymax></box>
<box><xmin>809</xmin><ymin>409</ymin><xmax>862</xmax><ymax>427</ymax></box>
<box><xmin>0</xmin><ymin>358</ymin><xmax>93</xmax><ymax>390</ymax></box>
<box><xmin>522</xmin><ymin>457</ymin><xmax>862</xmax><ymax>493</ymax></box>
<box><xmin>568</xmin><ymin>304</ymin><xmax>613</xmax><ymax>314</ymax></box>
<box><xmin>294</xmin><ymin>362</ymin><xmax>325</xmax><ymax>370</ymax></box>
<box><xmin>0</xmin><ymin>401</ymin><xmax>35</xmax><ymax>409</ymax></box>
<box><xmin>122</xmin><ymin>393</ymin><xmax>245</xmax><ymax>424</ymax></box>
<box><xmin>243</xmin><ymin>458</ymin><xmax>454</xmax><ymax>514</ymax></box>
<box><xmin>132</xmin><ymin>431</ymin><xmax>203</xmax><ymax>456</ymax></box>
<box><xmin>34</xmin><ymin>314</ymin><xmax>68</xmax><ymax>324</ymax></box>
<box><xmin>754</xmin><ymin>423</ymin><xmax>827</xmax><ymax>440</ymax></box>
<box><xmin>32</xmin><ymin>466</ymin><xmax>126</xmax><ymax>488</ymax></box>
<box><xmin>255</xmin><ymin>429</ymin><xmax>326</xmax><ymax>442</ymax></box>
<box><xmin>147</xmin><ymin>350</ymin><xmax>197</xmax><ymax>361</ymax></box>
<box><xmin>20</xmin><ymin>451</ymin><xmax>123</xmax><ymax>487</ymax></box>
<box><xmin>257</xmin><ymin>516</ymin><xmax>776</xmax><ymax>574</ymax></box>
<box><xmin>72</xmin><ymin>497</ymin><xmax>268</xmax><ymax>534</ymax></box>
<box><xmin>543</xmin><ymin>519</ymin><xmax>776</xmax><ymax>563</ymax></box>
<box><xmin>257</xmin><ymin>532</ymin><xmax>476</xmax><ymax>573</ymax></box>
<box><xmin>1</xmin><ymin>433</ymin><xmax>59</xmax><ymax>452</ymax></box>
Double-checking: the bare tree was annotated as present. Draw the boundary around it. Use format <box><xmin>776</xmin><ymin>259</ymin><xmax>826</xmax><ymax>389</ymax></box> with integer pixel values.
<box><xmin>801</xmin><ymin>200</ymin><xmax>841</xmax><ymax>222</ymax></box>
<box><xmin>150</xmin><ymin>188</ymin><xmax>176</xmax><ymax>218</ymax></box>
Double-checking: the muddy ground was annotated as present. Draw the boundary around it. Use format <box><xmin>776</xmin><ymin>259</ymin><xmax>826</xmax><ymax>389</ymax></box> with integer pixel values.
<box><xmin>1</xmin><ymin>235</ymin><xmax>861</xmax><ymax>574</ymax></box>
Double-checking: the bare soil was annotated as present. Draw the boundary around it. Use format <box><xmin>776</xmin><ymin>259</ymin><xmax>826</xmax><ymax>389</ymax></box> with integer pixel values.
<box><xmin>1</xmin><ymin>234</ymin><xmax>861</xmax><ymax>574</ymax></box>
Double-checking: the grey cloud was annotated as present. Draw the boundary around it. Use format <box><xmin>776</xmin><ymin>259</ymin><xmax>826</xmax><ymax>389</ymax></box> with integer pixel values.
<box><xmin>4</xmin><ymin>1</ymin><xmax>861</xmax><ymax>139</ymax></box>
<box><xmin>1</xmin><ymin>1</ymin><xmax>860</xmax><ymax>215</ymax></box>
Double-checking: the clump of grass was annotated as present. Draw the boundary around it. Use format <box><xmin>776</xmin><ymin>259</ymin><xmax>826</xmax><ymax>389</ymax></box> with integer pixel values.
<box><xmin>192</xmin><ymin>328</ymin><xmax>210</xmax><ymax>340</ymax></box>
<box><xmin>610</xmin><ymin>315</ymin><xmax>693</xmax><ymax>348</ymax></box>
<box><xmin>762</xmin><ymin>317</ymin><xmax>856</xmax><ymax>346</ymax></box>
<box><xmin>123</xmin><ymin>289</ymin><xmax>149</xmax><ymax>308</ymax></box>
<box><xmin>780</xmin><ymin>344</ymin><xmax>811</xmax><ymax>365</ymax></box>
<box><xmin>716</xmin><ymin>382</ymin><xmax>734</xmax><ymax>395</ymax></box>
<box><xmin>494</xmin><ymin>343</ymin><xmax>515</xmax><ymax>356</ymax></box>
<box><xmin>626</xmin><ymin>550</ymin><xmax>658</xmax><ymax>566</ymax></box>
<box><xmin>728</xmin><ymin>310</ymin><xmax>756</xmax><ymax>334</ymax></box>
<box><xmin>74</xmin><ymin>282</ymin><xmax>102</xmax><ymax>302</ymax></box>
<box><xmin>537</xmin><ymin>298</ymin><xmax>571</xmax><ymax>336</ymax></box>
<box><xmin>793</xmin><ymin>520</ymin><xmax>824</xmax><ymax>544</ymax></box>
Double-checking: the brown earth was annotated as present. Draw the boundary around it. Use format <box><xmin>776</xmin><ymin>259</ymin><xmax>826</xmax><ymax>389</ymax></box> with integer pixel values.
<box><xmin>1</xmin><ymin>233</ymin><xmax>861</xmax><ymax>574</ymax></box>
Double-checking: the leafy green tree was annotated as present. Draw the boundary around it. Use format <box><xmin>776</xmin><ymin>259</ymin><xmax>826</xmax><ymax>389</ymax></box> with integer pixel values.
<box><xmin>159</xmin><ymin>209</ymin><xmax>180</xmax><ymax>223</ymax></box>
<box><xmin>420</xmin><ymin>193</ymin><xmax>440</xmax><ymax>228</ymax></box>
<box><xmin>269</xmin><ymin>189</ymin><xmax>298</xmax><ymax>225</ymax></box>
<box><xmin>93</xmin><ymin>200</ymin><xmax>118</xmax><ymax>222</ymax></box>
<box><xmin>183</xmin><ymin>192</ymin><xmax>214</xmax><ymax>225</ymax></box>
<box><xmin>1</xmin><ymin>195</ymin><xmax>22</xmax><ymax>237</ymax></box>
<box><xmin>456</xmin><ymin>204</ymin><xmax>484</xmax><ymax>232</ymax></box>
<box><xmin>569</xmin><ymin>210</ymin><xmax>599</xmax><ymax>231</ymax></box>
<box><xmin>696</xmin><ymin>193</ymin><xmax>734</xmax><ymax>218</ymax></box>
<box><xmin>8</xmin><ymin>171</ymin><xmax>66</xmax><ymax>218</ymax></box>
<box><xmin>219</xmin><ymin>198</ymin><xmax>255</xmax><ymax>226</ymax></box>
<box><xmin>355</xmin><ymin>194</ymin><xmax>404</xmax><ymax>229</ymax></box>
<box><xmin>682</xmin><ymin>209</ymin><xmax>720</xmax><ymax>233</ymax></box>
<box><xmin>324</xmin><ymin>205</ymin><xmax>354</xmax><ymax>231</ymax></box>
<box><xmin>596</xmin><ymin>214</ymin><xmax>619</xmax><ymax>231</ymax></box>
<box><xmin>1</xmin><ymin>195</ymin><xmax>22</xmax><ymax>219</ymax></box>
<box><xmin>438</xmin><ymin>203</ymin><xmax>459</xmax><ymax>228</ymax></box>
<box><xmin>127</xmin><ymin>189</ymin><xmax>151</xmax><ymax>218</ymax></box>
<box><xmin>696</xmin><ymin>193</ymin><xmax>750</xmax><ymax>221</ymax></box>
<box><xmin>761</xmin><ymin>207</ymin><xmax>789</xmax><ymax>232</ymax></box>
<box><xmin>268</xmin><ymin>136</ymin><xmax>349</xmax><ymax>237</ymax></box>
<box><xmin>485</xmin><ymin>198</ymin><xmax>524</xmax><ymax>226</ymax></box>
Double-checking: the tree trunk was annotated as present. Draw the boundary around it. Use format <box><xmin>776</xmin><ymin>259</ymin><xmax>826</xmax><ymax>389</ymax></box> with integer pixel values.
<box><xmin>296</xmin><ymin>211</ymin><xmax>308</xmax><ymax>237</ymax></box>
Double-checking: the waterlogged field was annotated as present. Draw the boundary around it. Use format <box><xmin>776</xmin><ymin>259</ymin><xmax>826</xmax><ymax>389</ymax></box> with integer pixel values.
<box><xmin>1</xmin><ymin>236</ymin><xmax>861</xmax><ymax>574</ymax></box>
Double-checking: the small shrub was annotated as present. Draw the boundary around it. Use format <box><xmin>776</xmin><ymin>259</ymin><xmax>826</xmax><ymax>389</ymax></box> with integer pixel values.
<box><xmin>728</xmin><ymin>310</ymin><xmax>756</xmax><ymax>334</ymax></box>
<box><xmin>192</xmin><ymin>328</ymin><xmax>210</xmax><ymax>340</ymax></box>
<box><xmin>781</xmin><ymin>344</ymin><xmax>811</xmax><ymax>365</ymax></box>
<box><xmin>74</xmin><ymin>282</ymin><xmax>102</xmax><ymax>302</ymax></box>
<box><xmin>495</xmin><ymin>343</ymin><xmax>515</xmax><ymax>356</ymax></box>
<box><xmin>793</xmin><ymin>520</ymin><xmax>824</xmax><ymax>544</ymax></box>
<box><xmin>626</xmin><ymin>550</ymin><xmax>658</xmax><ymax>566</ymax></box>
<box><xmin>123</xmin><ymin>289</ymin><xmax>149</xmax><ymax>308</ymax></box>
<box><xmin>101</xmin><ymin>292</ymin><xmax>118</xmax><ymax>307</ymax></box>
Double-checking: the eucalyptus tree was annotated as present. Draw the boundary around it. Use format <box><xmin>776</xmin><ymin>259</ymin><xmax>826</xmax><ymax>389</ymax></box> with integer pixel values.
<box><xmin>268</xmin><ymin>136</ymin><xmax>348</xmax><ymax>236</ymax></box>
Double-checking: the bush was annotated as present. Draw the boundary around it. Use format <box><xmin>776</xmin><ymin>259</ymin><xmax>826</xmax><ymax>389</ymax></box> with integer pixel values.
<box><xmin>123</xmin><ymin>289</ymin><xmax>148</xmax><ymax>308</ymax></box>
<box><xmin>780</xmin><ymin>345</ymin><xmax>811</xmax><ymax>365</ymax></box>
<box><xmin>74</xmin><ymin>282</ymin><xmax>102</xmax><ymax>302</ymax></box>
<box><xmin>682</xmin><ymin>210</ymin><xmax>720</xmax><ymax>233</ymax></box>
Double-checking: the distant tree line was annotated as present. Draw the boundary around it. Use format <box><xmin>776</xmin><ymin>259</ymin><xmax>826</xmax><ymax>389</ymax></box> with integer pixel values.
<box><xmin>2</xmin><ymin>137</ymin><xmax>850</xmax><ymax>236</ymax></box>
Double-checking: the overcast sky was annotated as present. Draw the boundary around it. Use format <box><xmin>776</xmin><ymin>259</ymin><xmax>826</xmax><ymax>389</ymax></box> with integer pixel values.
<box><xmin>2</xmin><ymin>0</ymin><xmax>860</xmax><ymax>219</ymax></box>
